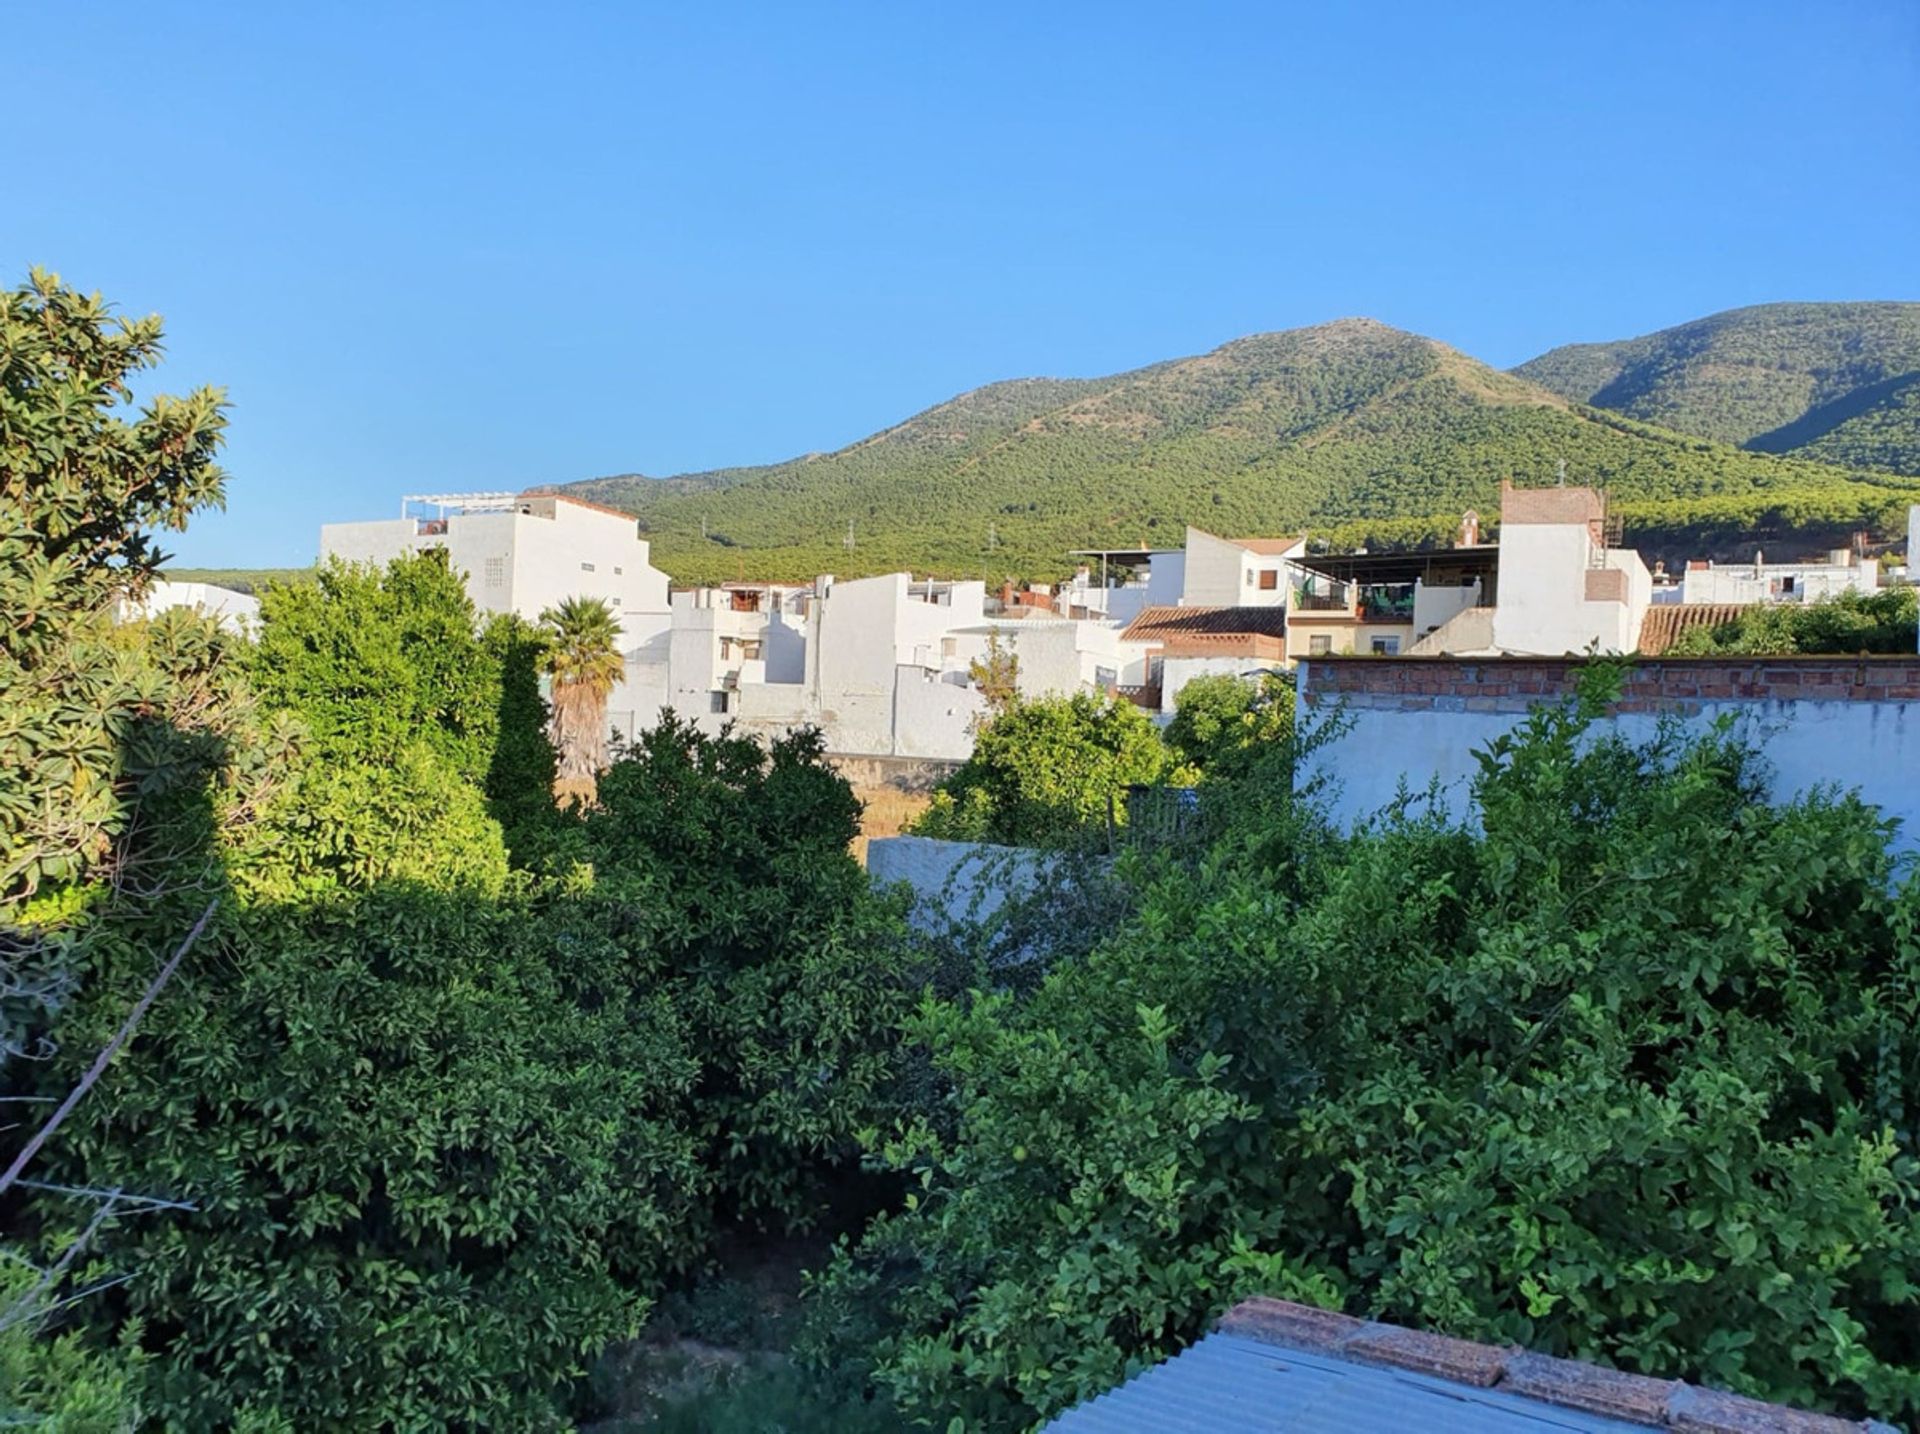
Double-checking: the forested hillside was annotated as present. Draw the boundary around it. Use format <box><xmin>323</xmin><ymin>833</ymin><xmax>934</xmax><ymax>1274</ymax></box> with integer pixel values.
<box><xmin>1515</xmin><ymin>301</ymin><xmax>1920</xmax><ymax>474</ymax></box>
<box><xmin>569</xmin><ymin>318</ymin><xmax>1919</xmax><ymax>584</ymax></box>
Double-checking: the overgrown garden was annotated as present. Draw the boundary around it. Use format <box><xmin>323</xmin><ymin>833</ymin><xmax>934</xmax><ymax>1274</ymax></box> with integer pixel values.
<box><xmin>8</xmin><ymin>273</ymin><xmax>1920</xmax><ymax>1432</ymax></box>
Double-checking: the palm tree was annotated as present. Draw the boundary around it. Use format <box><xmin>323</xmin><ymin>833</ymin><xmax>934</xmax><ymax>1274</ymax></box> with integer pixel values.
<box><xmin>539</xmin><ymin>595</ymin><xmax>624</xmax><ymax>799</ymax></box>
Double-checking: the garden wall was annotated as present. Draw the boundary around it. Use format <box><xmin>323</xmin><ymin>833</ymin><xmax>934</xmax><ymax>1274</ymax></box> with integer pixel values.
<box><xmin>1298</xmin><ymin>655</ymin><xmax>1920</xmax><ymax>852</ymax></box>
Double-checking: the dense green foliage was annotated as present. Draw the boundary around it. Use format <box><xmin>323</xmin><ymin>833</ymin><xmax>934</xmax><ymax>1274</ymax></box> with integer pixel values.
<box><xmin>1162</xmin><ymin>672</ymin><xmax>1294</xmax><ymax>779</ymax></box>
<box><xmin>811</xmin><ymin>674</ymin><xmax>1920</xmax><ymax>1429</ymax></box>
<box><xmin>567</xmin><ymin>318</ymin><xmax>1919</xmax><ymax>584</ymax></box>
<box><xmin>578</xmin><ymin>715</ymin><xmax>916</xmax><ymax>1229</ymax></box>
<box><xmin>1</xmin><ymin>269</ymin><xmax>228</xmax><ymax>903</ymax></box>
<box><xmin>2</xmin><ymin>273</ymin><xmax>230</xmax><ymax>1429</ymax></box>
<box><xmin>1666</xmin><ymin>586</ymin><xmax>1918</xmax><ymax>655</ymax></box>
<box><xmin>3</xmin><ymin>278</ymin><xmax>919</xmax><ymax>1431</ymax></box>
<box><xmin>20</xmin><ymin>615</ymin><xmax>919</xmax><ymax>1430</ymax></box>
<box><xmin>1516</xmin><ymin>301</ymin><xmax>1920</xmax><ymax>474</ymax></box>
<box><xmin>912</xmin><ymin>692</ymin><xmax>1169</xmax><ymax>846</ymax></box>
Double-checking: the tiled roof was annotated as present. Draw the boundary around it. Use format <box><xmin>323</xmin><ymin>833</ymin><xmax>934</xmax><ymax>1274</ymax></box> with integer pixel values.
<box><xmin>1122</xmin><ymin>605</ymin><xmax>1289</xmax><ymax>641</ymax></box>
<box><xmin>1234</xmin><ymin>535</ymin><xmax>1308</xmax><ymax>555</ymax></box>
<box><xmin>1638</xmin><ymin>604</ymin><xmax>1747</xmax><ymax>655</ymax></box>
<box><xmin>1045</xmin><ymin>1297</ymin><xmax>1896</xmax><ymax>1434</ymax></box>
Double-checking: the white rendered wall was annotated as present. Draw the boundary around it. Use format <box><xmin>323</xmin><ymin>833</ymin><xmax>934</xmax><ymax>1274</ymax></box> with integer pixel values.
<box><xmin>123</xmin><ymin>581</ymin><xmax>261</xmax><ymax>634</ymax></box>
<box><xmin>1161</xmin><ymin>654</ymin><xmax>1274</xmax><ymax>712</ymax></box>
<box><xmin>1682</xmin><ymin>562</ymin><xmax>1880</xmax><ymax>605</ymax></box>
<box><xmin>320</xmin><ymin>498</ymin><xmax>671</xmax><ymax>640</ymax></box>
<box><xmin>1303</xmin><ymin>700</ymin><xmax>1920</xmax><ymax>854</ymax></box>
<box><xmin>1181</xmin><ymin>528</ymin><xmax>1252</xmax><ymax>607</ymax></box>
<box><xmin>1412</xmin><ymin>578</ymin><xmax>1482</xmax><ymax>638</ymax></box>
<box><xmin>1145</xmin><ymin>552</ymin><xmax>1187</xmax><ymax>607</ymax></box>
<box><xmin>1491</xmin><ymin>524</ymin><xmax>1646</xmax><ymax>656</ymax></box>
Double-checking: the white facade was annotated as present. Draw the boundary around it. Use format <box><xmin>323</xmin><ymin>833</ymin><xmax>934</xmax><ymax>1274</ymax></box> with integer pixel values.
<box><xmin>1303</xmin><ymin>694</ymin><xmax>1920</xmax><ymax>857</ymax></box>
<box><xmin>120</xmin><ymin>580</ymin><xmax>260</xmax><ymax>634</ymax></box>
<box><xmin>1489</xmin><ymin>487</ymin><xmax>1651</xmax><ymax>657</ymax></box>
<box><xmin>320</xmin><ymin>492</ymin><xmax>672</xmax><ymax>639</ymax></box>
<box><xmin>1180</xmin><ymin>528</ymin><xmax>1305</xmax><ymax>608</ymax></box>
<box><xmin>1681</xmin><ymin>553</ymin><xmax>1879</xmax><ymax>606</ymax></box>
<box><xmin>612</xmin><ymin>569</ymin><xmax>1152</xmax><ymax>761</ymax></box>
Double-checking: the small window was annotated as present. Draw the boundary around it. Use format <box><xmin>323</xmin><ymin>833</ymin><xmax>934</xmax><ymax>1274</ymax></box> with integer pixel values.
<box><xmin>614</xmin><ymin>566</ymin><xmax>623</xmax><ymax>575</ymax></box>
<box><xmin>581</xmin><ymin>561</ymin><xmax>596</xmax><ymax>572</ymax></box>
<box><xmin>483</xmin><ymin>556</ymin><xmax>506</xmax><ymax>587</ymax></box>
<box><xmin>1258</xmin><ymin>569</ymin><xmax>1279</xmax><ymax>591</ymax></box>
<box><xmin>1371</xmin><ymin>636</ymin><xmax>1400</xmax><ymax>656</ymax></box>
<box><xmin>1094</xmin><ymin>665</ymin><xmax>1118</xmax><ymax>688</ymax></box>
<box><xmin>941</xmin><ymin>637</ymin><xmax>958</xmax><ymax>659</ymax></box>
<box><xmin>1244</xmin><ymin>569</ymin><xmax>1255</xmax><ymax>586</ymax></box>
<box><xmin>709</xmin><ymin>691</ymin><xmax>729</xmax><ymax>714</ymax></box>
<box><xmin>1309</xmin><ymin>635</ymin><xmax>1332</xmax><ymax>656</ymax></box>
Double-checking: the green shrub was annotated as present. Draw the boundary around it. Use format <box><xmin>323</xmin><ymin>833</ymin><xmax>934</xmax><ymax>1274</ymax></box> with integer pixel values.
<box><xmin>1164</xmin><ymin>672</ymin><xmax>1293</xmax><ymax>779</ymax></box>
<box><xmin>912</xmin><ymin>693</ymin><xmax>1168</xmax><ymax>846</ymax></box>
<box><xmin>582</xmin><ymin>716</ymin><xmax>916</xmax><ymax>1229</ymax></box>
<box><xmin>811</xmin><ymin>674</ymin><xmax>1920</xmax><ymax>1428</ymax></box>
<box><xmin>43</xmin><ymin>890</ymin><xmax>706</xmax><ymax>1431</ymax></box>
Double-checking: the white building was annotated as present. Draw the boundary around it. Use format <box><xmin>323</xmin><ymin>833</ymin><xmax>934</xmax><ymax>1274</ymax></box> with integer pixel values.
<box><xmin>1178</xmin><ymin>527</ymin><xmax>1308</xmax><ymax>607</ymax></box>
<box><xmin>320</xmin><ymin>491</ymin><xmax>673</xmax><ymax>640</ymax></box>
<box><xmin>611</xmin><ymin>569</ymin><xmax>1155</xmax><ymax>760</ymax></box>
<box><xmin>1488</xmin><ymin>483</ymin><xmax>1652</xmax><ymax>657</ymax></box>
<box><xmin>119</xmin><ymin>579</ymin><xmax>260</xmax><ymax>634</ymax></box>
<box><xmin>1680</xmin><ymin>551</ymin><xmax>1878</xmax><ymax>606</ymax></box>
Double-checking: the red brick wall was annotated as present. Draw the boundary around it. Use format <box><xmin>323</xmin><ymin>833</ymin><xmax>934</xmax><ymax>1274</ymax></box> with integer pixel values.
<box><xmin>1300</xmin><ymin>656</ymin><xmax>1920</xmax><ymax>715</ymax></box>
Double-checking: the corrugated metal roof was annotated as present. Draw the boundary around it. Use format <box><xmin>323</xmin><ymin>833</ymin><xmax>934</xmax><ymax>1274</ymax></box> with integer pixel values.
<box><xmin>1045</xmin><ymin>1333</ymin><xmax>1653</xmax><ymax>1433</ymax></box>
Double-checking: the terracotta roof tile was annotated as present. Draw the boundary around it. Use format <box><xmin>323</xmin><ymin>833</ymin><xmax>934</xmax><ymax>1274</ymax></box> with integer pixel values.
<box><xmin>1638</xmin><ymin>604</ymin><xmax>1747</xmax><ymax>655</ymax></box>
<box><xmin>1233</xmin><ymin>535</ymin><xmax>1308</xmax><ymax>555</ymax></box>
<box><xmin>1342</xmin><ymin>1321</ymin><xmax>1513</xmax><ymax>1387</ymax></box>
<box><xmin>1121</xmin><ymin>605</ymin><xmax>1289</xmax><ymax>642</ymax></box>
<box><xmin>1208</xmin><ymin>1299</ymin><xmax>1895</xmax><ymax>1432</ymax></box>
<box><xmin>1502</xmin><ymin>1351</ymin><xmax>1679</xmax><ymax>1425</ymax></box>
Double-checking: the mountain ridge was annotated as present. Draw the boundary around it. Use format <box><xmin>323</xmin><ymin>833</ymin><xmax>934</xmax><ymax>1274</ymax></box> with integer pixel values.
<box><xmin>565</xmin><ymin>311</ymin><xmax>1920</xmax><ymax>584</ymax></box>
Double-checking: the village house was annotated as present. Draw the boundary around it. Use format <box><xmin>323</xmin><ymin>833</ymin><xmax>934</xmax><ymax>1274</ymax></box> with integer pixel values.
<box><xmin>319</xmin><ymin>490</ymin><xmax>674</xmax><ymax>641</ymax></box>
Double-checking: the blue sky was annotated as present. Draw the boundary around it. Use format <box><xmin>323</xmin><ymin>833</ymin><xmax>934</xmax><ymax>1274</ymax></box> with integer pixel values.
<box><xmin>9</xmin><ymin>2</ymin><xmax>1917</xmax><ymax>567</ymax></box>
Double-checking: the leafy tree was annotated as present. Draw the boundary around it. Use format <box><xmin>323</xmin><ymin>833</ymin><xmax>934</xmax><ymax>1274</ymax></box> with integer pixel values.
<box><xmin>1</xmin><ymin>268</ymin><xmax>227</xmax><ymax>904</ymax></box>
<box><xmin>967</xmin><ymin>631</ymin><xmax>1020</xmax><ymax>721</ymax></box>
<box><xmin>45</xmin><ymin>888</ymin><xmax>706</xmax><ymax>1430</ymax></box>
<box><xmin>580</xmin><ymin>715</ymin><xmax>915</xmax><ymax>1227</ymax></box>
<box><xmin>814</xmin><ymin>673</ymin><xmax>1920</xmax><ymax>1428</ymax></box>
<box><xmin>541</xmin><ymin>595</ymin><xmax>624</xmax><ymax>794</ymax></box>
<box><xmin>912</xmin><ymin>693</ymin><xmax>1167</xmax><ymax>846</ymax></box>
<box><xmin>249</xmin><ymin>551</ymin><xmax>504</xmax><ymax>786</ymax></box>
<box><xmin>1164</xmin><ymin>672</ymin><xmax>1294</xmax><ymax>779</ymax></box>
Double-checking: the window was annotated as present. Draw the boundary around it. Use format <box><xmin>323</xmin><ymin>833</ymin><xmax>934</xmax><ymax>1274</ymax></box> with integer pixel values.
<box><xmin>1371</xmin><ymin>636</ymin><xmax>1401</xmax><ymax>656</ymax></box>
<box><xmin>709</xmin><ymin>691</ymin><xmax>729</xmax><ymax>714</ymax></box>
<box><xmin>1244</xmin><ymin>569</ymin><xmax>1255</xmax><ymax>586</ymax></box>
<box><xmin>483</xmin><ymin>556</ymin><xmax>506</xmax><ymax>588</ymax></box>
<box><xmin>614</xmin><ymin>566</ymin><xmax>623</xmax><ymax>575</ymax></box>
<box><xmin>941</xmin><ymin>637</ymin><xmax>958</xmax><ymax>659</ymax></box>
<box><xmin>1094</xmin><ymin>665</ymin><xmax>1118</xmax><ymax>688</ymax></box>
<box><xmin>581</xmin><ymin>561</ymin><xmax>596</xmax><ymax>572</ymax></box>
<box><xmin>1309</xmin><ymin>635</ymin><xmax>1332</xmax><ymax>656</ymax></box>
<box><xmin>1258</xmin><ymin>568</ymin><xmax>1279</xmax><ymax>591</ymax></box>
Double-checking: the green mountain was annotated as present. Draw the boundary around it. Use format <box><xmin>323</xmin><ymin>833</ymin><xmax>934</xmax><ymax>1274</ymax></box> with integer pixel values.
<box><xmin>1514</xmin><ymin>302</ymin><xmax>1920</xmax><ymax>474</ymax></box>
<box><xmin>569</xmin><ymin>318</ymin><xmax>1919</xmax><ymax>584</ymax></box>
